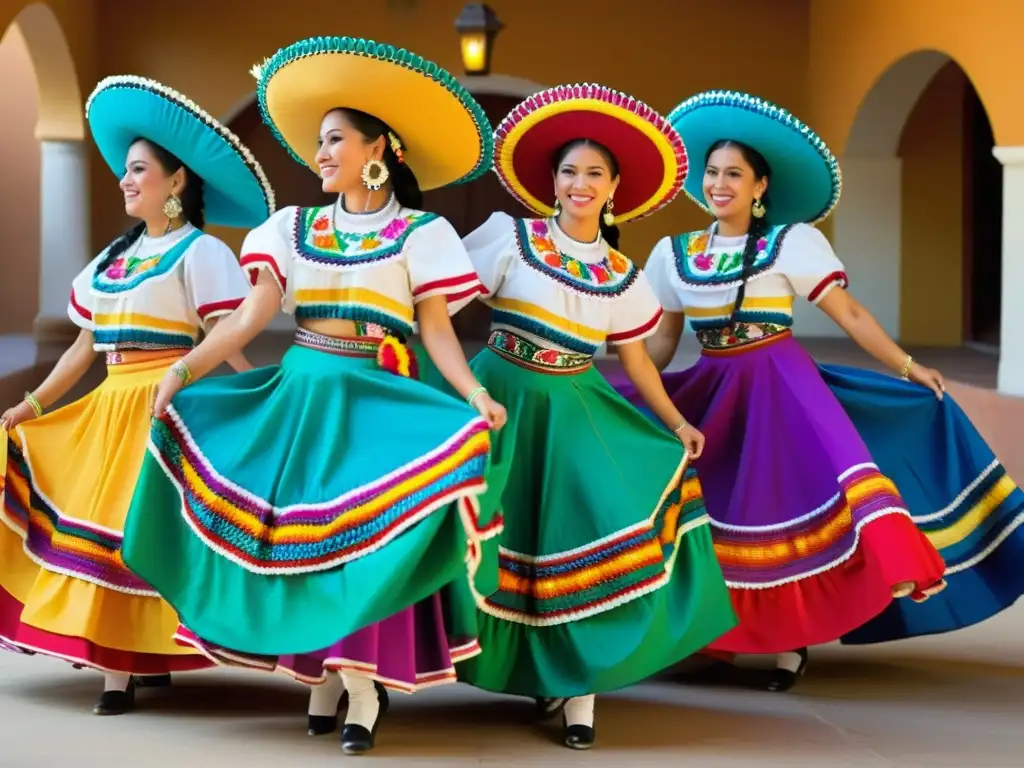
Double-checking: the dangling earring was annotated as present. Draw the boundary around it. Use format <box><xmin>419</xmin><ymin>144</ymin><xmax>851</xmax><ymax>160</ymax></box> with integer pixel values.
<box><xmin>752</xmin><ymin>197</ymin><xmax>766</xmax><ymax>219</ymax></box>
<box><xmin>163</xmin><ymin>193</ymin><xmax>183</xmax><ymax>219</ymax></box>
<box><xmin>602</xmin><ymin>198</ymin><xmax>615</xmax><ymax>227</ymax></box>
<box><xmin>552</xmin><ymin>199</ymin><xmax>562</xmax><ymax>216</ymax></box>
<box><xmin>361</xmin><ymin>159</ymin><xmax>389</xmax><ymax>191</ymax></box>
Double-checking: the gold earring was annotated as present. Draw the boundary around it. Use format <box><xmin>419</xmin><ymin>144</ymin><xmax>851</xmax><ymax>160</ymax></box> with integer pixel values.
<box><xmin>361</xmin><ymin>159</ymin><xmax>389</xmax><ymax>191</ymax></box>
<box><xmin>163</xmin><ymin>194</ymin><xmax>183</xmax><ymax>219</ymax></box>
<box><xmin>552</xmin><ymin>199</ymin><xmax>562</xmax><ymax>215</ymax></box>
<box><xmin>752</xmin><ymin>198</ymin><xmax>766</xmax><ymax>219</ymax></box>
<box><xmin>603</xmin><ymin>198</ymin><xmax>615</xmax><ymax>227</ymax></box>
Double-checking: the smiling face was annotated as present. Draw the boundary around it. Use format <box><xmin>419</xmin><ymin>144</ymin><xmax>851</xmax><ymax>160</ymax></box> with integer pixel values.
<box><xmin>315</xmin><ymin>109</ymin><xmax>387</xmax><ymax>196</ymax></box>
<box><xmin>702</xmin><ymin>142</ymin><xmax>769</xmax><ymax>226</ymax></box>
<box><xmin>119</xmin><ymin>139</ymin><xmax>185</xmax><ymax>221</ymax></box>
<box><xmin>552</xmin><ymin>141</ymin><xmax>620</xmax><ymax>225</ymax></box>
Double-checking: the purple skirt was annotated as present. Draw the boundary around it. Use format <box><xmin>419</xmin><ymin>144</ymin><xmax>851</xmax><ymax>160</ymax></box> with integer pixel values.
<box><xmin>607</xmin><ymin>332</ymin><xmax>945</xmax><ymax>652</ymax></box>
<box><xmin>174</xmin><ymin>594</ymin><xmax>480</xmax><ymax>693</ymax></box>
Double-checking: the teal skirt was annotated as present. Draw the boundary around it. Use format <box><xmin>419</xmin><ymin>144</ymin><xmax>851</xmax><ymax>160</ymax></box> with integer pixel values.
<box><xmin>421</xmin><ymin>346</ymin><xmax>736</xmax><ymax>697</ymax></box>
<box><xmin>121</xmin><ymin>342</ymin><xmax>500</xmax><ymax>655</ymax></box>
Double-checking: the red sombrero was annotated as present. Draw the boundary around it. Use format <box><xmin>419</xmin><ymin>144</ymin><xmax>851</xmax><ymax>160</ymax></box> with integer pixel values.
<box><xmin>493</xmin><ymin>83</ymin><xmax>687</xmax><ymax>225</ymax></box>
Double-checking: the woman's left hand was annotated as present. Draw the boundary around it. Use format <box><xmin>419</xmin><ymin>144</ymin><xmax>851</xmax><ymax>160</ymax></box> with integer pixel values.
<box><xmin>151</xmin><ymin>369</ymin><xmax>186</xmax><ymax>418</ymax></box>
<box><xmin>908</xmin><ymin>361</ymin><xmax>945</xmax><ymax>400</ymax></box>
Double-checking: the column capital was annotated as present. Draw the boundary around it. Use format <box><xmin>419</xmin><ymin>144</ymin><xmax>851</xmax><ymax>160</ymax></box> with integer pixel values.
<box><xmin>992</xmin><ymin>146</ymin><xmax>1024</xmax><ymax>167</ymax></box>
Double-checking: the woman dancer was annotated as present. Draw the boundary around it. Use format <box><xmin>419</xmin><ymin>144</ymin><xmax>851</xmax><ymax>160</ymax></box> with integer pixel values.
<box><xmin>0</xmin><ymin>75</ymin><xmax>274</xmax><ymax>714</ymax></box>
<box><xmin>433</xmin><ymin>84</ymin><xmax>737</xmax><ymax>750</ymax></box>
<box><xmin>610</xmin><ymin>90</ymin><xmax>1016</xmax><ymax>690</ymax></box>
<box><xmin>120</xmin><ymin>38</ymin><xmax>506</xmax><ymax>755</ymax></box>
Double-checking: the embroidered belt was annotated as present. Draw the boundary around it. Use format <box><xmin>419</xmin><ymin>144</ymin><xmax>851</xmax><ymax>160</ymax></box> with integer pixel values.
<box><xmin>104</xmin><ymin>349</ymin><xmax>190</xmax><ymax>365</ymax></box>
<box><xmin>294</xmin><ymin>327</ymin><xmax>418</xmax><ymax>378</ymax></box>
<box><xmin>698</xmin><ymin>324</ymin><xmax>792</xmax><ymax>355</ymax></box>
<box><xmin>487</xmin><ymin>330</ymin><xmax>592</xmax><ymax>375</ymax></box>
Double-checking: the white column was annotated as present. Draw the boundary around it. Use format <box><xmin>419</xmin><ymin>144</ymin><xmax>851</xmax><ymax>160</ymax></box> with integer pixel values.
<box><xmin>34</xmin><ymin>138</ymin><xmax>91</xmax><ymax>342</ymax></box>
<box><xmin>793</xmin><ymin>154</ymin><xmax>903</xmax><ymax>339</ymax></box>
<box><xmin>993</xmin><ymin>146</ymin><xmax>1024</xmax><ymax>396</ymax></box>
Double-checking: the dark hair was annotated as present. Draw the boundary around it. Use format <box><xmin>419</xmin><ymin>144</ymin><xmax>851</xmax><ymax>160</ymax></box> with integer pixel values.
<box><xmin>552</xmin><ymin>138</ymin><xmax>621</xmax><ymax>250</ymax></box>
<box><xmin>706</xmin><ymin>139</ymin><xmax>772</xmax><ymax>325</ymax></box>
<box><xmin>332</xmin><ymin>108</ymin><xmax>423</xmax><ymax>210</ymax></box>
<box><xmin>97</xmin><ymin>138</ymin><xmax>206</xmax><ymax>273</ymax></box>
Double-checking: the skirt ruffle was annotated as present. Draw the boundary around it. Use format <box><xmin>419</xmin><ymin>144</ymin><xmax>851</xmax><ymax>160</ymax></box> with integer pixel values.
<box><xmin>607</xmin><ymin>335</ymin><xmax>946</xmax><ymax>654</ymax></box>
<box><xmin>121</xmin><ymin>342</ymin><xmax>501</xmax><ymax>684</ymax></box>
<box><xmin>819</xmin><ymin>364</ymin><xmax>1024</xmax><ymax>644</ymax></box>
<box><xmin>0</xmin><ymin>358</ymin><xmax>212</xmax><ymax>674</ymax></box>
<box><xmin>432</xmin><ymin>348</ymin><xmax>736</xmax><ymax>697</ymax></box>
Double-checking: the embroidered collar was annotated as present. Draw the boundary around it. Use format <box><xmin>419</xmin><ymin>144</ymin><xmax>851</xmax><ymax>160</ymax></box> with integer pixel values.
<box><xmin>92</xmin><ymin>227</ymin><xmax>203</xmax><ymax>294</ymax></box>
<box><xmin>670</xmin><ymin>223</ymin><xmax>790</xmax><ymax>288</ymax></box>
<box><xmin>293</xmin><ymin>201</ymin><xmax>437</xmax><ymax>268</ymax></box>
<box><xmin>514</xmin><ymin>218</ymin><xmax>637</xmax><ymax>299</ymax></box>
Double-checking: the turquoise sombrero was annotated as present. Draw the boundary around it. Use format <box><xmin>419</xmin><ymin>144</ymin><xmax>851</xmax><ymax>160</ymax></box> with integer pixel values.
<box><xmin>85</xmin><ymin>75</ymin><xmax>275</xmax><ymax>229</ymax></box>
<box><xmin>251</xmin><ymin>36</ymin><xmax>493</xmax><ymax>191</ymax></box>
<box><xmin>668</xmin><ymin>90</ymin><xmax>842</xmax><ymax>225</ymax></box>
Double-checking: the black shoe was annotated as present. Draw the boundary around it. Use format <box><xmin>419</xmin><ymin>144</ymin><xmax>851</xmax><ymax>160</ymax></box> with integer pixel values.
<box><xmin>563</xmin><ymin>715</ymin><xmax>595</xmax><ymax>750</ymax></box>
<box><xmin>132</xmin><ymin>673</ymin><xmax>172</xmax><ymax>689</ymax></box>
<box><xmin>340</xmin><ymin>683</ymin><xmax>390</xmax><ymax>754</ymax></box>
<box><xmin>308</xmin><ymin>690</ymin><xmax>349</xmax><ymax>736</ymax></box>
<box><xmin>93</xmin><ymin>679</ymin><xmax>136</xmax><ymax>715</ymax></box>
<box><xmin>766</xmin><ymin>648</ymin><xmax>809</xmax><ymax>692</ymax></box>
<box><xmin>535</xmin><ymin>697</ymin><xmax>567</xmax><ymax>720</ymax></box>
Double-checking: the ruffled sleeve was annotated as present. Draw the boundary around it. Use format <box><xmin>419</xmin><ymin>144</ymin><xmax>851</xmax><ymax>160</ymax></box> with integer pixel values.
<box><xmin>404</xmin><ymin>215</ymin><xmax>486</xmax><ymax>315</ymax></box>
<box><xmin>66</xmin><ymin>251</ymin><xmax>108</xmax><ymax>332</ymax></box>
<box><xmin>641</xmin><ymin>236</ymin><xmax>685</xmax><ymax>313</ymax></box>
<box><xmin>606</xmin><ymin>268</ymin><xmax>664</xmax><ymax>346</ymax></box>
<box><xmin>183</xmin><ymin>235</ymin><xmax>252</xmax><ymax>331</ymax></box>
<box><xmin>778</xmin><ymin>223</ymin><xmax>848</xmax><ymax>305</ymax></box>
<box><xmin>239</xmin><ymin>205</ymin><xmax>296</xmax><ymax>297</ymax></box>
<box><xmin>461</xmin><ymin>211</ymin><xmax>518</xmax><ymax>300</ymax></box>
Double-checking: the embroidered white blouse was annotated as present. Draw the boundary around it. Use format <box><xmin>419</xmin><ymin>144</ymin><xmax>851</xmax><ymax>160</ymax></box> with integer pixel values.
<box><xmin>643</xmin><ymin>222</ymin><xmax>848</xmax><ymax>333</ymax></box>
<box><xmin>463</xmin><ymin>212</ymin><xmax>664</xmax><ymax>356</ymax></box>
<box><xmin>239</xmin><ymin>196</ymin><xmax>485</xmax><ymax>337</ymax></box>
<box><xmin>67</xmin><ymin>223</ymin><xmax>252</xmax><ymax>352</ymax></box>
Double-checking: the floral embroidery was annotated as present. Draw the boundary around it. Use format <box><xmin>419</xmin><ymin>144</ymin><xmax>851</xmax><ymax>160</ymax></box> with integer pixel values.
<box><xmin>92</xmin><ymin>229</ymin><xmax>204</xmax><ymax>295</ymax></box>
<box><xmin>488</xmin><ymin>329</ymin><xmax>592</xmax><ymax>371</ymax></box>
<box><xmin>293</xmin><ymin>206</ymin><xmax>438</xmax><ymax>267</ymax></box>
<box><xmin>696</xmin><ymin>322</ymin><xmax>789</xmax><ymax>349</ymax></box>
<box><xmin>515</xmin><ymin>218</ymin><xmax>637</xmax><ymax>299</ymax></box>
<box><xmin>671</xmin><ymin>225</ymin><xmax>790</xmax><ymax>289</ymax></box>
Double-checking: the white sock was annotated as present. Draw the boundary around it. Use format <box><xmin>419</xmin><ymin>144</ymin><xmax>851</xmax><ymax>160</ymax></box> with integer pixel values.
<box><xmin>776</xmin><ymin>651</ymin><xmax>803</xmax><ymax>673</ymax></box>
<box><xmin>340</xmin><ymin>673</ymin><xmax>380</xmax><ymax>730</ymax></box>
<box><xmin>103</xmin><ymin>672</ymin><xmax>131</xmax><ymax>692</ymax></box>
<box><xmin>308</xmin><ymin>672</ymin><xmax>346</xmax><ymax>717</ymax></box>
<box><xmin>563</xmin><ymin>695</ymin><xmax>595</xmax><ymax>728</ymax></box>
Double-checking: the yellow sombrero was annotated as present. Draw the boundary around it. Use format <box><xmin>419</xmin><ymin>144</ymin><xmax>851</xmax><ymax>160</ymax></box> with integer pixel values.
<box><xmin>493</xmin><ymin>83</ymin><xmax>688</xmax><ymax>225</ymax></box>
<box><xmin>251</xmin><ymin>36</ymin><xmax>493</xmax><ymax>191</ymax></box>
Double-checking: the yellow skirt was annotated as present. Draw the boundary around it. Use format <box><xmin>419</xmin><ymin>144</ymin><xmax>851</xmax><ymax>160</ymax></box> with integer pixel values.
<box><xmin>0</xmin><ymin>357</ymin><xmax>211</xmax><ymax>674</ymax></box>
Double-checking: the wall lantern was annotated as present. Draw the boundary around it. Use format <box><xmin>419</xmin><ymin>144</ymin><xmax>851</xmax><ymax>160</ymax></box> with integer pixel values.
<box><xmin>455</xmin><ymin>3</ymin><xmax>504</xmax><ymax>76</ymax></box>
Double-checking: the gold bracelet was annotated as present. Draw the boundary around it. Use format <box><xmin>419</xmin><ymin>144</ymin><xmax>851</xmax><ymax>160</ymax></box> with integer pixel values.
<box><xmin>171</xmin><ymin>360</ymin><xmax>193</xmax><ymax>386</ymax></box>
<box><xmin>899</xmin><ymin>354</ymin><xmax>914</xmax><ymax>380</ymax></box>
<box><xmin>24</xmin><ymin>391</ymin><xmax>43</xmax><ymax>417</ymax></box>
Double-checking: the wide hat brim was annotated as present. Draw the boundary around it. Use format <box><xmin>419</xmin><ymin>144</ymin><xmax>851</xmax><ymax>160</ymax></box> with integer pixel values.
<box><xmin>669</xmin><ymin>90</ymin><xmax>841</xmax><ymax>225</ymax></box>
<box><xmin>86</xmin><ymin>76</ymin><xmax>275</xmax><ymax>229</ymax></box>
<box><xmin>253</xmin><ymin>37</ymin><xmax>492</xmax><ymax>191</ymax></box>
<box><xmin>493</xmin><ymin>83</ymin><xmax>688</xmax><ymax>225</ymax></box>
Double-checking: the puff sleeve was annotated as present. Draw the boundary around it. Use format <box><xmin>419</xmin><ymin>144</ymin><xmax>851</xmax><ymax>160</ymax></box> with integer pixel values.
<box><xmin>606</xmin><ymin>269</ymin><xmax>665</xmax><ymax>346</ymax></box>
<box><xmin>239</xmin><ymin>205</ymin><xmax>296</xmax><ymax>298</ymax></box>
<box><xmin>404</xmin><ymin>215</ymin><xmax>486</xmax><ymax>315</ymax></box>
<box><xmin>67</xmin><ymin>251</ymin><xmax>108</xmax><ymax>332</ymax></box>
<box><xmin>778</xmin><ymin>223</ymin><xmax>849</xmax><ymax>305</ymax></box>
<box><xmin>461</xmin><ymin>211</ymin><xmax>517</xmax><ymax>300</ymax></box>
<box><xmin>641</xmin><ymin>236</ymin><xmax>685</xmax><ymax>313</ymax></box>
<box><xmin>183</xmin><ymin>235</ymin><xmax>252</xmax><ymax>331</ymax></box>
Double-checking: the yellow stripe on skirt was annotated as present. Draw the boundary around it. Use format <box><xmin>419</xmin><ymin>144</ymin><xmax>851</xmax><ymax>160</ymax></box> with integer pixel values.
<box><xmin>0</xmin><ymin>356</ymin><xmax>211</xmax><ymax>673</ymax></box>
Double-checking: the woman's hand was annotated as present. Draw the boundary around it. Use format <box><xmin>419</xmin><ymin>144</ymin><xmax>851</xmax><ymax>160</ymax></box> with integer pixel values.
<box><xmin>151</xmin><ymin>369</ymin><xmax>186</xmax><ymax>418</ymax></box>
<box><xmin>674</xmin><ymin>421</ymin><xmax>706</xmax><ymax>459</ymax></box>
<box><xmin>908</xmin><ymin>361</ymin><xmax>945</xmax><ymax>400</ymax></box>
<box><xmin>0</xmin><ymin>400</ymin><xmax>39</xmax><ymax>431</ymax></box>
<box><xmin>471</xmin><ymin>391</ymin><xmax>507</xmax><ymax>430</ymax></box>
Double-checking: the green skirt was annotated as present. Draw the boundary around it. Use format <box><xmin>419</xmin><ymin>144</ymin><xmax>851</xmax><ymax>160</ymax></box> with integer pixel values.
<box><xmin>121</xmin><ymin>342</ymin><xmax>501</xmax><ymax>655</ymax></box>
<box><xmin>421</xmin><ymin>345</ymin><xmax>737</xmax><ymax>697</ymax></box>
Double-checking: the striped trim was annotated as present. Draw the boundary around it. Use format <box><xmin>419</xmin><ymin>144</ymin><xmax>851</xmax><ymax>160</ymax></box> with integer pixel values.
<box><xmin>197</xmin><ymin>298</ymin><xmax>244</xmax><ymax>320</ymax></box>
<box><xmin>414</xmin><ymin>273</ymin><xmax>485</xmax><ymax>303</ymax></box>
<box><xmin>808</xmin><ymin>271</ymin><xmax>849</xmax><ymax>304</ymax></box>
<box><xmin>606</xmin><ymin>307</ymin><xmax>663</xmax><ymax>345</ymax></box>
<box><xmin>69</xmin><ymin>288</ymin><xmax>93</xmax><ymax>321</ymax></box>
<box><xmin>240</xmin><ymin>252</ymin><xmax>287</xmax><ymax>293</ymax></box>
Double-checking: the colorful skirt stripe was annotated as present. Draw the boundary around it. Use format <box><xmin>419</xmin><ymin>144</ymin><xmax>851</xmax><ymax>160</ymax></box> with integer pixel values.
<box><xmin>0</xmin><ymin>357</ymin><xmax>211</xmax><ymax>674</ymax></box>
<box><xmin>606</xmin><ymin>333</ymin><xmax>946</xmax><ymax>654</ymax></box>
<box><xmin>820</xmin><ymin>364</ymin><xmax>1024</xmax><ymax>644</ymax></box>
<box><xmin>120</xmin><ymin>335</ymin><xmax>502</xmax><ymax>692</ymax></box>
